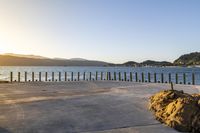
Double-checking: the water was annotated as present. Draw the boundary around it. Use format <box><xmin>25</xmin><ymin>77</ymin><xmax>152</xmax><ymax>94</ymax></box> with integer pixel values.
<box><xmin>0</xmin><ymin>66</ymin><xmax>200</xmax><ymax>85</ymax></box>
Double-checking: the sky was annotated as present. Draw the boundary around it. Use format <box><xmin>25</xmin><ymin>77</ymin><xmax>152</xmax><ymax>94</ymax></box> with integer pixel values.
<box><xmin>0</xmin><ymin>0</ymin><xmax>200</xmax><ymax>63</ymax></box>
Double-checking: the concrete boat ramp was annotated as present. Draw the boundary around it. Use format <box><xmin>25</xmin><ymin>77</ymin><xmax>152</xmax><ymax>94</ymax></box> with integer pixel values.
<box><xmin>0</xmin><ymin>81</ymin><xmax>199</xmax><ymax>133</ymax></box>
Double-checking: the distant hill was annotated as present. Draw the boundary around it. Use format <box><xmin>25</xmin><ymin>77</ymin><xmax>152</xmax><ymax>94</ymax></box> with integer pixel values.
<box><xmin>174</xmin><ymin>52</ymin><xmax>200</xmax><ymax>66</ymax></box>
<box><xmin>141</xmin><ymin>60</ymin><xmax>173</xmax><ymax>66</ymax></box>
<box><xmin>0</xmin><ymin>55</ymin><xmax>109</xmax><ymax>66</ymax></box>
<box><xmin>122</xmin><ymin>61</ymin><xmax>139</xmax><ymax>67</ymax></box>
<box><xmin>3</xmin><ymin>53</ymin><xmax>49</xmax><ymax>59</ymax></box>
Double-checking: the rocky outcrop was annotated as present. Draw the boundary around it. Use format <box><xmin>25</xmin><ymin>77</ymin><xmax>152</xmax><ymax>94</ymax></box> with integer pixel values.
<box><xmin>149</xmin><ymin>90</ymin><xmax>200</xmax><ymax>132</ymax></box>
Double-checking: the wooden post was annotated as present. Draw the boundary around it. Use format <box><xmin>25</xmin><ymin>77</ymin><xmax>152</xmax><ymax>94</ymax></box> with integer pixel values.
<box><xmin>154</xmin><ymin>73</ymin><xmax>157</xmax><ymax>83</ymax></box>
<box><xmin>39</xmin><ymin>72</ymin><xmax>42</xmax><ymax>82</ymax></box>
<box><xmin>168</xmin><ymin>73</ymin><xmax>171</xmax><ymax>84</ymax></box>
<box><xmin>114</xmin><ymin>72</ymin><xmax>116</xmax><ymax>81</ymax></box>
<box><xmin>101</xmin><ymin>72</ymin><xmax>103</xmax><ymax>80</ymax></box>
<box><xmin>59</xmin><ymin>72</ymin><xmax>61</xmax><ymax>82</ymax></box>
<box><xmin>18</xmin><ymin>72</ymin><xmax>20</xmax><ymax>82</ymax></box>
<box><xmin>52</xmin><ymin>72</ymin><xmax>54</xmax><ymax>82</ymax></box>
<box><xmin>130</xmin><ymin>72</ymin><xmax>133</xmax><ymax>82</ymax></box>
<box><xmin>148</xmin><ymin>73</ymin><xmax>151</xmax><ymax>82</ymax></box>
<box><xmin>135</xmin><ymin>72</ymin><xmax>138</xmax><ymax>82</ymax></box>
<box><xmin>192</xmin><ymin>73</ymin><xmax>195</xmax><ymax>85</ymax></box>
<box><xmin>32</xmin><ymin>72</ymin><xmax>35</xmax><ymax>82</ymax></box>
<box><xmin>10</xmin><ymin>72</ymin><xmax>13</xmax><ymax>82</ymax></box>
<box><xmin>83</xmin><ymin>72</ymin><xmax>86</xmax><ymax>80</ymax></box>
<box><xmin>89</xmin><ymin>72</ymin><xmax>92</xmax><ymax>81</ymax></box>
<box><xmin>78</xmin><ymin>72</ymin><xmax>80</xmax><ymax>81</ymax></box>
<box><xmin>109</xmin><ymin>72</ymin><xmax>111</xmax><ymax>80</ymax></box>
<box><xmin>141</xmin><ymin>73</ymin><xmax>144</xmax><ymax>82</ymax></box>
<box><xmin>161</xmin><ymin>73</ymin><xmax>164</xmax><ymax>83</ymax></box>
<box><xmin>124</xmin><ymin>72</ymin><xmax>127</xmax><ymax>81</ymax></box>
<box><xmin>176</xmin><ymin>73</ymin><xmax>178</xmax><ymax>84</ymax></box>
<box><xmin>25</xmin><ymin>72</ymin><xmax>27</xmax><ymax>82</ymax></box>
<box><xmin>119</xmin><ymin>72</ymin><xmax>121</xmax><ymax>81</ymax></box>
<box><xmin>71</xmin><ymin>72</ymin><xmax>73</xmax><ymax>81</ymax></box>
<box><xmin>65</xmin><ymin>72</ymin><xmax>67</xmax><ymax>81</ymax></box>
<box><xmin>45</xmin><ymin>72</ymin><xmax>48</xmax><ymax>82</ymax></box>
<box><xmin>96</xmin><ymin>71</ymin><xmax>98</xmax><ymax>80</ymax></box>
<box><xmin>183</xmin><ymin>73</ymin><xmax>186</xmax><ymax>84</ymax></box>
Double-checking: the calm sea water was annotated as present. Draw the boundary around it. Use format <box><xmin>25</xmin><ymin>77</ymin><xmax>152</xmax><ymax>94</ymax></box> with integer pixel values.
<box><xmin>0</xmin><ymin>66</ymin><xmax>200</xmax><ymax>85</ymax></box>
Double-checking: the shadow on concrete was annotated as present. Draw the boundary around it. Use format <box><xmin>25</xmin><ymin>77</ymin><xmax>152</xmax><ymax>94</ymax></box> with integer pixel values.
<box><xmin>0</xmin><ymin>128</ymin><xmax>12</xmax><ymax>133</ymax></box>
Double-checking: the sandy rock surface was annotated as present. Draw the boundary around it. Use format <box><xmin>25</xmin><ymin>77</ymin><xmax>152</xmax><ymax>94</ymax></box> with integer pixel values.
<box><xmin>149</xmin><ymin>90</ymin><xmax>200</xmax><ymax>133</ymax></box>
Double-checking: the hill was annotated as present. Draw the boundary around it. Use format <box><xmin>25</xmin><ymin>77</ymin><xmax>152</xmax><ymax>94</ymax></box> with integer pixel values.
<box><xmin>0</xmin><ymin>55</ymin><xmax>109</xmax><ymax>66</ymax></box>
<box><xmin>174</xmin><ymin>52</ymin><xmax>200</xmax><ymax>66</ymax></box>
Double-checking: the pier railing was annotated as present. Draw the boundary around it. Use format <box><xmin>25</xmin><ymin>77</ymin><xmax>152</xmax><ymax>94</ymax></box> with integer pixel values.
<box><xmin>8</xmin><ymin>71</ymin><xmax>197</xmax><ymax>85</ymax></box>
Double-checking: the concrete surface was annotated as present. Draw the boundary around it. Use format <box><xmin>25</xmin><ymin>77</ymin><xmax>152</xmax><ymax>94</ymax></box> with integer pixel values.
<box><xmin>0</xmin><ymin>81</ymin><xmax>199</xmax><ymax>133</ymax></box>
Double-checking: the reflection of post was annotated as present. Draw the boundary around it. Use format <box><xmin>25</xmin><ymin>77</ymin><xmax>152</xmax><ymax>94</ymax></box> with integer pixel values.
<box><xmin>18</xmin><ymin>72</ymin><xmax>20</xmax><ymax>82</ymax></box>
<box><xmin>10</xmin><ymin>72</ymin><xmax>13</xmax><ymax>82</ymax></box>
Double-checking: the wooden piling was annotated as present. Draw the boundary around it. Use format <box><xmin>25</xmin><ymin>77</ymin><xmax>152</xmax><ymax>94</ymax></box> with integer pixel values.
<box><xmin>78</xmin><ymin>72</ymin><xmax>80</xmax><ymax>81</ymax></box>
<box><xmin>59</xmin><ymin>72</ymin><xmax>61</xmax><ymax>82</ymax></box>
<box><xmin>148</xmin><ymin>73</ymin><xmax>151</xmax><ymax>82</ymax></box>
<box><xmin>135</xmin><ymin>72</ymin><xmax>138</xmax><ymax>82</ymax></box>
<box><xmin>71</xmin><ymin>72</ymin><xmax>73</xmax><ymax>81</ymax></box>
<box><xmin>65</xmin><ymin>72</ymin><xmax>67</xmax><ymax>81</ymax></box>
<box><xmin>141</xmin><ymin>73</ymin><xmax>144</xmax><ymax>82</ymax></box>
<box><xmin>10</xmin><ymin>72</ymin><xmax>13</xmax><ymax>82</ymax></box>
<box><xmin>119</xmin><ymin>72</ymin><xmax>121</xmax><ymax>81</ymax></box>
<box><xmin>90</xmin><ymin>72</ymin><xmax>92</xmax><ymax>81</ymax></box>
<box><xmin>25</xmin><ymin>72</ymin><xmax>27</xmax><ymax>82</ymax></box>
<box><xmin>114</xmin><ymin>72</ymin><xmax>116</xmax><ymax>81</ymax></box>
<box><xmin>183</xmin><ymin>73</ymin><xmax>186</xmax><ymax>84</ymax></box>
<box><xmin>192</xmin><ymin>73</ymin><xmax>195</xmax><ymax>85</ymax></box>
<box><xmin>96</xmin><ymin>71</ymin><xmax>98</xmax><ymax>80</ymax></box>
<box><xmin>52</xmin><ymin>72</ymin><xmax>54</xmax><ymax>82</ymax></box>
<box><xmin>161</xmin><ymin>73</ymin><xmax>164</xmax><ymax>83</ymax></box>
<box><xmin>176</xmin><ymin>73</ymin><xmax>178</xmax><ymax>84</ymax></box>
<box><xmin>39</xmin><ymin>72</ymin><xmax>42</xmax><ymax>82</ymax></box>
<box><xmin>32</xmin><ymin>72</ymin><xmax>35</xmax><ymax>82</ymax></box>
<box><xmin>154</xmin><ymin>73</ymin><xmax>156</xmax><ymax>83</ymax></box>
<box><xmin>18</xmin><ymin>72</ymin><xmax>20</xmax><ymax>82</ymax></box>
<box><xmin>45</xmin><ymin>72</ymin><xmax>48</xmax><ymax>82</ymax></box>
<box><xmin>101</xmin><ymin>72</ymin><xmax>103</xmax><ymax>80</ymax></box>
<box><xmin>124</xmin><ymin>72</ymin><xmax>127</xmax><ymax>81</ymax></box>
<box><xmin>168</xmin><ymin>73</ymin><xmax>171</xmax><ymax>83</ymax></box>
<box><xmin>130</xmin><ymin>72</ymin><xmax>133</xmax><ymax>82</ymax></box>
<box><xmin>83</xmin><ymin>72</ymin><xmax>86</xmax><ymax>80</ymax></box>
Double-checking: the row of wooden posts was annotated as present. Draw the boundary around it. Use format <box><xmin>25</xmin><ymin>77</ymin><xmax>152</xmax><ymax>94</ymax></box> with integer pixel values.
<box><xmin>10</xmin><ymin>72</ymin><xmax>196</xmax><ymax>85</ymax></box>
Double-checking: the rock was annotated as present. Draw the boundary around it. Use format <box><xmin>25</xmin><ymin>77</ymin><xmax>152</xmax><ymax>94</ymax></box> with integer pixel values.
<box><xmin>149</xmin><ymin>90</ymin><xmax>200</xmax><ymax>133</ymax></box>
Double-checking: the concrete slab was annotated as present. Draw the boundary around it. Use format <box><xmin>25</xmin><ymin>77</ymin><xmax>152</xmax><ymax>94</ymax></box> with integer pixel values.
<box><xmin>0</xmin><ymin>81</ymin><xmax>198</xmax><ymax>133</ymax></box>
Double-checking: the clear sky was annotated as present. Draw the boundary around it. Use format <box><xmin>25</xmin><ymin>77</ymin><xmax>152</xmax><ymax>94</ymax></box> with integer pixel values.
<box><xmin>0</xmin><ymin>0</ymin><xmax>200</xmax><ymax>63</ymax></box>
